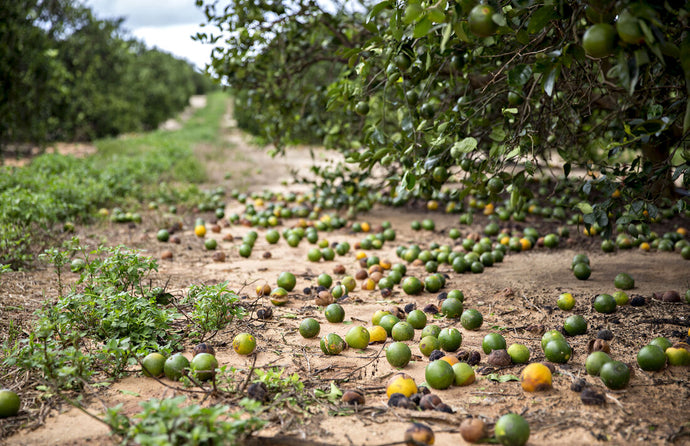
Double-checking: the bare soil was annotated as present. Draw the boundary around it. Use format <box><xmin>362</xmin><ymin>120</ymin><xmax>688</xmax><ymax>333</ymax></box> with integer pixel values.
<box><xmin>1</xmin><ymin>97</ymin><xmax>689</xmax><ymax>446</ymax></box>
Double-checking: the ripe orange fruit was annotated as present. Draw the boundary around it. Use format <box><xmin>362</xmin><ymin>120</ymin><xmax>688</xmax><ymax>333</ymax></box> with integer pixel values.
<box><xmin>194</xmin><ymin>224</ymin><xmax>206</xmax><ymax>237</ymax></box>
<box><xmin>468</xmin><ymin>4</ymin><xmax>498</xmax><ymax>38</ymax></box>
<box><xmin>386</xmin><ymin>373</ymin><xmax>417</xmax><ymax>398</ymax></box>
<box><xmin>368</xmin><ymin>325</ymin><xmax>387</xmax><ymax>343</ymax></box>
<box><xmin>583</xmin><ymin>23</ymin><xmax>617</xmax><ymax>58</ymax></box>
<box><xmin>520</xmin><ymin>363</ymin><xmax>552</xmax><ymax>392</ymax></box>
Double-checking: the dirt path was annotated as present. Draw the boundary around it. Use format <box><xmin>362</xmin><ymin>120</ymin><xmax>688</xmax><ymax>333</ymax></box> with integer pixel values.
<box><xmin>3</xmin><ymin>96</ymin><xmax>690</xmax><ymax>446</ymax></box>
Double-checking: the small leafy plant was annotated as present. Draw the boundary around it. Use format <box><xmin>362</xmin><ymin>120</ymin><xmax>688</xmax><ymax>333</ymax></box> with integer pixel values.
<box><xmin>184</xmin><ymin>282</ymin><xmax>245</xmax><ymax>340</ymax></box>
<box><xmin>105</xmin><ymin>396</ymin><xmax>265</xmax><ymax>445</ymax></box>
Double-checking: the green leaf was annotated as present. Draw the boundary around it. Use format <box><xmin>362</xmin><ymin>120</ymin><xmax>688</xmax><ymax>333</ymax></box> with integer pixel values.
<box><xmin>576</xmin><ymin>202</ymin><xmax>593</xmax><ymax>214</ymax></box>
<box><xmin>451</xmin><ymin>137</ymin><xmax>478</xmax><ymax>154</ymax></box>
<box><xmin>485</xmin><ymin>373</ymin><xmax>519</xmax><ymax>382</ymax></box>
<box><xmin>489</xmin><ymin>127</ymin><xmax>506</xmax><ymax>142</ymax></box>
<box><xmin>491</xmin><ymin>13</ymin><xmax>506</xmax><ymax>27</ymax></box>
<box><xmin>368</xmin><ymin>1</ymin><xmax>393</xmax><ymax>21</ymax></box>
<box><xmin>528</xmin><ymin>6</ymin><xmax>556</xmax><ymax>34</ymax></box>
<box><xmin>543</xmin><ymin>65</ymin><xmax>560</xmax><ymax>97</ymax></box>
<box><xmin>428</xmin><ymin>7</ymin><xmax>446</xmax><ymax>24</ymax></box>
<box><xmin>413</xmin><ymin>16</ymin><xmax>432</xmax><ymax>38</ymax></box>
<box><xmin>507</xmin><ymin>64</ymin><xmax>532</xmax><ymax>88</ymax></box>
<box><xmin>440</xmin><ymin>23</ymin><xmax>452</xmax><ymax>53</ymax></box>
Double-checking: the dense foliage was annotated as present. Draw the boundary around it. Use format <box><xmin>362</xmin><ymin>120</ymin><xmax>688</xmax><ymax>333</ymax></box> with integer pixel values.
<box><xmin>0</xmin><ymin>0</ymin><xmax>215</xmax><ymax>156</ymax></box>
<box><xmin>197</xmin><ymin>0</ymin><xmax>689</xmax><ymax>231</ymax></box>
<box><xmin>0</xmin><ymin>91</ymin><xmax>228</xmax><ymax>269</ymax></box>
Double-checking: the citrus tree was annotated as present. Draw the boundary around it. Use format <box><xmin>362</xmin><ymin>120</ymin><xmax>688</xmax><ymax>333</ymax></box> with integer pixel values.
<box><xmin>197</xmin><ymin>0</ymin><xmax>689</xmax><ymax>233</ymax></box>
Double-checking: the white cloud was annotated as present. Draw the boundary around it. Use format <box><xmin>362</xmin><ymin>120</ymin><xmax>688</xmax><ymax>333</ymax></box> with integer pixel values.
<box><xmin>84</xmin><ymin>0</ymin><xmax>213</xmax><ymax>69</ymax></box>
<box><xmin>132</xmin><ymin>24</ymin><xmax>213</xmax><ymax>69</ymax></box>
<box><xmin>84</xmin><ymin>0</ymin><xmax>205</xmax><ymax>28</ymax></box>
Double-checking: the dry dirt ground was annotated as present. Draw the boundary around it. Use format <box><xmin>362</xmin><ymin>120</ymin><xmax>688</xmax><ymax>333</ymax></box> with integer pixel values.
<box><xmin>1</xmin><ymin>97</ymin><xmax>689</xmax><ymax>446</ymax></box>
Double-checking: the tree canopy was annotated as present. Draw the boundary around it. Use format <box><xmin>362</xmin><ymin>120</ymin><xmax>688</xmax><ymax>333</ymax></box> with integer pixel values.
<box><xmin>197</xmin><ymin>0</ymin><xmax>688</xmax><ymax>233</ymax></box>
<box><xmin>0</xmin><ymin>0</ymin><xmax>215</xmax><ymax>158</ymax></box>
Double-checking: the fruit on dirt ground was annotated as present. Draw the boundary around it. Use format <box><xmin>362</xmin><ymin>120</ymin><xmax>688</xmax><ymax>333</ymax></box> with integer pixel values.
<box><xmin>482</xmin><ymin>332</ymin><xmax>506</xmax><ymax>354</ymax></box>
<box><xmin>419</xmin><ymin>335</ymin><xmax>440</xmax><ymax>357</ymax></box>
<box><xmin>379</xmin><ymin>314</ymin><xmax>401</xmax><ymax>335</ymax></box>
<box><xmin>407</xmin><ymin>309</ymin><xmax>427</xmax><ymax>329</ymax></box>
<box><xmin>191</xmin><ymin>353</ymin><xmax>218</xmax><ymax>381</ymax></box>
<box><xmin>404</xmin><ymin>423</ymin><xmax>435</xmax><ymax>446</ymax></box>
<box><xmin>425</xmin><ymin>360</ymin><xmax>455</xmax><ymax>390</ymax></box>
<box><xmin>0</xmin><ymin>390</ymin><xmax>20</xmax><ymax>418</ymax></box>
<box><xmin>571</xmin><ymin>253</ymin><xmax>589</xmax><ymax>266</ymax></box>
<box><xmin>441</xmin><ymin>297</ymin><xmax>463</xmax><ymax>318</ymax></box>
<box><xmin>345</xmin><ymin>326</ymin><xmax>371</xmax><ymax>350</ymax></box>
<box><xmin>665</xmin><ymin>345</ymin><xmax>690</xmax><ymax>366</ymax></box>
<box><xmin>320</xmin><ymin>333</ymin><xmax>346</xmax><ymax>355</ymax></box>
<box><xmin>593</xmin><ymin>294</ymin><xmax>617</xmax><ymax>314</ymax></box>
<box><xmin>452</xmin><ymin>362</ymin><xmax>476</xmax><ymax>386</ymax></box>
<box><xmin>438</xmin><ymin>328</ymin><xmax>462</xmax><ymax>352</ymax></box>
<box><xmin>265</xmin><ymin>229</ymin><xmax>280</xmax><ymax>244</ymax></box>
<box><xmin>520</xmin><ymin>363</ymin><xmax>552</xmax><ymax>392</ymax></box>
<box><xmin>468</xmin><ymin>4</ymin><xmax>498</xmax><ymax>37</ymax></box>
<box><xmin>563</xmin><ymin>314</ymin><xmax>587</xmax><ymax>336</ymax></box>
<box><xmin>372</xmin><ymin>309</ymin><xmax>391</xmax><ymax>325</ymax></box>
<box><xmin>164</xmin><ymin>353</ymin><xmax>189</xmax><ymax>381</ymax></box>
<box><xmin>421</xmin><ymin>324</ymin><xmax>441</xmax><ymax>338</ymax></box>
<box><xmin>141</xmin><ymin>352</ymin><xmax>166</xmax><ymax>377</ymax></box>
<box><xmin>599</xmin><ymin>361</ymin><xmax>630</xmax><ymax>389</ymax></box>
<box><xmin>494</xmin><ymin>413</ymin><xmax>530</xmax><ymax>446</ymax></box>
<box><xmin>194</xmin><ymin>224</ymin><xmax>206</xmax><ymax>237</ymax></box>
<box><xmin>156</xmin><ymin>229</ymin><xmax>170</xmax><ymax>242</ymax></box>
<box><xmin>270</xmin><ymin>287</ymin><xmax>288</xmax><ymax>306</ymax></box>
<box><xmin>387</xmin><ymin>373</ymin><xmax>417</xmax><ymax>398</ymax></box>
<box><xmin>392</xmin><ymin>321</ymin><xmax>415</xmax><ymax>341</ymax></box>
<box><xmin>507</xmin><ymin>344</ymin><xmax>530</xmax><ymax>364</ymax></box>
<box><xmin>386</xmin><ymin>342</ymin><xmax>412</xmax><ymax>368</ymax></box>
<box><xmin>277</xmin><ymin>271</ymin><xmax>297</xmax><ymax>291</ymax></box>
<box><xmin>586</xmin><ymin>351</ymin><xmax>612</xmax><ymax>376</ymax></box>
<box><xmin>299</xmin><ymin>318</ymin><xmax>321</xmax><ymax>338</ymax></box>
<box><xmin>573</xmin><ymin>262</ymin><xmax>591</xmax><ymax>280</ymax></box>
<box><xmin>613</xmin><ymin>291</ymin><xmax>629</xmax><ymax>306</ymax></box>
<box><xmin>324</xmin><ymin>303</ymin><xmax>345</xmax><ymax>323</ymax></box>
<box><xmin>460</xmin><ymin>418</ymin><xmax>487</xmax><ymax>443</ymax></box>
<box><xmin>650</xmin><ymin>337</ymin><xmax>672</xmax><ymax>352</ymax></box>
<box><xmin>460</xmin><ymin>308</ymin><xmax>483</xmax><ymax>330</ymax></box>
<box><xmin>204</xmin><ymin>238</ymin><xmax>217</xmax><ymax>250</ymax></box>
<box><xmin>540</xmin><ymin>330</ymin><xmax>565</xmax><ymax>350</ymax></box>
<box><xmin>614</xmin><ymin>272</ymin><xmax>635</xmax><ymax>290</ymax></box>
<box><xmin>233</xmin><ymin>332</ymin><xmax>257</xmax><ymax>355</ymax></box>
<box><xmin>637</xmin><ymin>345</ymin><xmax>667</xmax><ymax>371</ymax></box>
<box><xmin>544</xmin><ymin>339</ymin><xmax>572</xmax><ymax>363</ymax></box>
<box><xmin>317</xmin><ymin>273</ymin><xmax>333</xmax><ymax>288</ymax></box>
<box><xmin>402</xmin><ymin>276</ymin><xmax>423</xmax><ymax>295</ymax></box>
<box><xmin>368</xmin><ymin>325</ymin><xmax>387</xmax><ymax>343</ymax></box>
<box><xmin>557</xmin><ymin>292</ymin><xmax>575</xmax><ymax>311</ymax></box>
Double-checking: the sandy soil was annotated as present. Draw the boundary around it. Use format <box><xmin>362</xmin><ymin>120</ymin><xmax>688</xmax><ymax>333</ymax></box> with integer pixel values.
<box><xmin>2</xmin><ymin>96</ymin><xmax>689</xmax><ymax>446</ymax></box>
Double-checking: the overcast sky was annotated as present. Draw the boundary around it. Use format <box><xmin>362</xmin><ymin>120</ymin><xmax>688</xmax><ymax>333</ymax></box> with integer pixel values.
<box><xmin>84</xmin><ymin>0</ymin><xmax>213</xmax><ymax>69</ymax></box>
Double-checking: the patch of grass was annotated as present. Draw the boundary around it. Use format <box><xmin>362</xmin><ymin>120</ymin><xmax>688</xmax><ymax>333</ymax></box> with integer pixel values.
<box><xmin>0</xmin><ymin>92</ymin><xmax>229</xmax><ymax>269</ymax></box>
